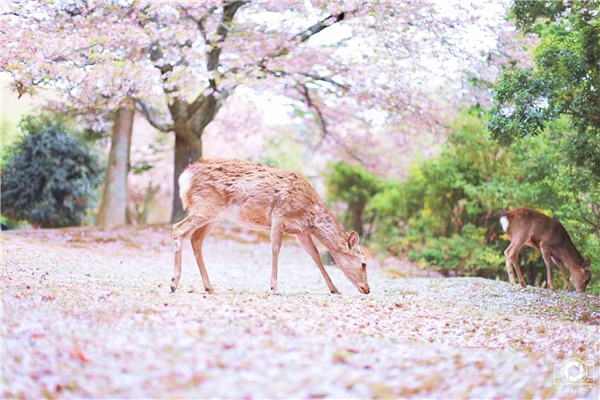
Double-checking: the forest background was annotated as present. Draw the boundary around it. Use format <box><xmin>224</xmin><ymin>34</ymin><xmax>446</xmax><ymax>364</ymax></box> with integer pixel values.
<box><xmin>1</xmin><ymin>0</ymin><xmax>599</xmax><ymax>293</ymax></box>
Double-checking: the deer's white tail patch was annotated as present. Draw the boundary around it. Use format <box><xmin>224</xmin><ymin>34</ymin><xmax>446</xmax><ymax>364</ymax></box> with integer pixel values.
<box><xmin>178</xmin><ymin>169</ymin><xmax>193</xmax><ymax>210</ymax></box>
<box><xmin>500</xmin><ymin>216</ymin><xmax>509</xmax><ymax>232</ymax></box>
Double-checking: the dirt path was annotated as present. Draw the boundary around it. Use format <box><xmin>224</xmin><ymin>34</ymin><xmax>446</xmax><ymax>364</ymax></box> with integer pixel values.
<box><xmin>2</xmin><ymin>226</ymin><xmax>599</xmax><ymax>398</ymax></box>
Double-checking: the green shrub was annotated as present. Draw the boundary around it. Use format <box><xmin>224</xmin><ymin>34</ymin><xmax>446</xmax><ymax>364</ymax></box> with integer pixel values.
<box><xmin>407</xmin><ymin>225</ymin><xmax>505</xmax><ymax>278</ymax></box>
<box><xmin>1</xmin><ymin>113</ymin><xmax>104</xmax><ymax>228</ymax></box>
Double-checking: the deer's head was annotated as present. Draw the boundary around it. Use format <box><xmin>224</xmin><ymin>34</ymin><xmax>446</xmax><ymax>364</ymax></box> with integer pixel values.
<box><xmin>572</xmin><ymin>259</ymin><xmax>592</xmax><ymax>293</ymax></box>
<box><xmin>336</xmin><ymin>231</ymin><xmax>370</xmax><ymax>294</ymax></box>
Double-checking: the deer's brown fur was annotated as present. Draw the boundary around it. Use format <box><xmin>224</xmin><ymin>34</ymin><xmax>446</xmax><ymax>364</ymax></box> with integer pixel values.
<box><xmin>171</xmin><ymin>158</ymin><xmax>370</xmax><ymax>295</ymax></box>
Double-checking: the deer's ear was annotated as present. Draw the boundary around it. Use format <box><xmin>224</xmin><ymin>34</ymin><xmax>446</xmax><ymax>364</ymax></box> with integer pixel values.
<box><xmin>347</xmin><ymin>231</ymin><xmax>360</xmax><ymax>250</ymax></box>
<box><xmin>582</xmin><ymin>259</ymin><xmax>591</xmax><ymax>270</ymax></box>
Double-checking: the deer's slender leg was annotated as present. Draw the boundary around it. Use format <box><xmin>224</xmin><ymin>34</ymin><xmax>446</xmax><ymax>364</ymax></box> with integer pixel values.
<box><xmin>539</xmin><ymin>243</ymin><xmax>555</xmax><ymax>290</ymax></box>
<box><xmin>552</xmin><ymin>256</ymin><xmax>573</xmax><ymax>291</ymax></box>
<box><xmin>171</xmin><ymin>216</ymin><xmax>204</xmax><ymax>292</ymax></box>
<box><xmin>270</xmin><ymin>219</ymin><xmax>285</xmax><ymax>295</ymax></box>
<box><xmin>505</xmin><ymin>240</ymin><xmax>527</xmax><ymax>287</ymax></box>
<box><xmin>296</xmin><ymin>233</ymin><xmax>340</xmax><ymax>294</ymax></box>
<box><xmin>511</xmin><ymin>253</ymin><xmax>527</xmax><ymax>288</ymax></box>
<box><xmin>504</xmin><ymin>242</ymin><xmax>518</xmax><ymax>285</ymax></box>
<box><xmin>190</xmin><ymin>220</ymin><xmax>221</xmax><ymax>294</ymax></box>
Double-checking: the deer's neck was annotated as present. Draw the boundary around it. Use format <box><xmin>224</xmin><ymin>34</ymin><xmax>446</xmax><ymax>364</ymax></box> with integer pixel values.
<box><xmin>558</xmin><ymin>239</ymin><xmax>584</xmax><ymax>270</ymax></box>
<box><xmin>310</xmin><ymin>209</ymin><xmax>347</xmax><ymax>255</ymax></box>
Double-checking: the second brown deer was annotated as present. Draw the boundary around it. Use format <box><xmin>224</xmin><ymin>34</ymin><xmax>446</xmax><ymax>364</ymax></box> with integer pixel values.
<box><xmin>171</xmin><ymin>158</ymin><xmax>370</xmax><ymax>295</ymax></box>
<box><xmin>500</xmin><ymin>207</ymin><xmax>591</xmax><ymax>292</ymax></box>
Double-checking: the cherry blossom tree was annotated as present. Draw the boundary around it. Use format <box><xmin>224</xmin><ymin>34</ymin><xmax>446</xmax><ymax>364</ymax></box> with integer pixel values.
<box><xmin>1</xmin><ymin>0</ymin><xmax>528</xmax><ymax>223</ymax></box>
<box><xmin>1</xmin><ymin>2</ymin><xmax>149</xmax><ymax>227</ymax></box>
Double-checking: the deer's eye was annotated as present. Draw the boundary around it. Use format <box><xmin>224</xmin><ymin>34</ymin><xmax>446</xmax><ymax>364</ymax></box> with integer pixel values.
<box><xmin>361</xmin><ymin>263</ymin><xmax>367</xmax><ymax>268</ymax></box>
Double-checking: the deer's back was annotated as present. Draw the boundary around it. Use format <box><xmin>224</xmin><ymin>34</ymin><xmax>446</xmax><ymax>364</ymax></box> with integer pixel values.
<box><xmin>503</xmin><ymin>207</ymin><xmax>569</xmax><ymax>248</ymax></box>
<box><xmin>184</xmin><ymin>159</ymin><xmax>324</xmax><ymax>216</ymax></box>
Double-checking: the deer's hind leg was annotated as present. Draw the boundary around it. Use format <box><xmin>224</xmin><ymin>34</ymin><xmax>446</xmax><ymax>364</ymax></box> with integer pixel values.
<box><xmin>171</xmin><ymin>195</ymin><xmax>229</xmax><ymax>293</ymax></box>
<box><xmin>504</xmin><ymin>242</ymin><xmax>518</xmax><ymax>285</ymax></box>
<box><xmin>190</xmin><ymin>220</ymin><xmax>221</xmax><ymax>294</ymax></box>
<box><xmin>270</xmin><ymin>218</ymin><xmax>285</xmax><ymax>295</ymax></box>
<box><xmin>172</xmin><ymin>216</ymin><xmax>204</xmax><ymax>292</ymax></box>
<box><xmin>504</xmin><ymin>240</ymin><xmax>527</xmax><ymax>287</ymax></box>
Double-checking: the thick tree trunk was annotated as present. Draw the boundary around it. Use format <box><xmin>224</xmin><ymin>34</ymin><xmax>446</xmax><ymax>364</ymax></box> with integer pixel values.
<box><xmin>97</xmin><ymin>106</ymin><xmax>134</xmax><ymax>228</ymax></box>
<box><xmin>171</xmin><ymin>131</ymin><xmax>202</xmax><ymax>223</ymax></box>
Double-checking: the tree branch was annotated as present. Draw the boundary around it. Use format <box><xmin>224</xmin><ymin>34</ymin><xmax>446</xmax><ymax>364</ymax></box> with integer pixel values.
<box><xmin>565</xmin><ymin>107</ymin><xmax>600</xmax><ymax>125</ymax></box>
<box><xmin>296</xmin><ymin>84</ymin><xmax>368</xmax><ymax>166</ymax></box>
<box><xmin>187</xmin><ymin>95</ymin><xmax>218</xmax><ymax>136</ymax></box>
<box><xmin>294</xmin><ymin>11</ymin><xmax>350</xmax><ymax>43</ymax></box>
<box><xmin>137</xmin><ymin>99</ymin><xmax>173</xmax><ymax>132</ymax></box>
<box><xmin>260</xmin><ymin>67</ymin><xmax>349</xmax><ymax>93</ymax></box>
<box><xmin>187</xmin><ymin>2</ymin><xmax>247</xmax><ymax>119</ymax></box>
<box><xmin>298</xmin><ymin>83</ymin><xmax>330</xmax><ymax>143</ymax></box>
<box><xmin>256</xmin><ymin>9</ymin><xmax>353</xmax><ymax>70</ymax></box>
<box><xmin>206</xmin><ymin>1</ymin><xmax>248</xmax><ymax>71</ymax></box>
<box><xmin>297</xmin><ymin>72</ymin><xmax>349</xmax><ymax>91</ymax></box>
<box><xmin>179</xmin><ymin>5</ymin><xmax>215</xmax><ymax>44</ymax></box>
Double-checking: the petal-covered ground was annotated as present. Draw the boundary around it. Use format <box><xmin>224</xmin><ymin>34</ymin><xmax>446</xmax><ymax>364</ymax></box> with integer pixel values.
<box><xmin>2</xmin><ymin>226</ymin><xmax>599</xmax><ymax>399</ymax></box>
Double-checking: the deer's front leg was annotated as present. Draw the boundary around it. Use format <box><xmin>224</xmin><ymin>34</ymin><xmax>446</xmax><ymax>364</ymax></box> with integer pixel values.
<box><xmin>540</xmin><ymin>244</ymin><xmax>555</xmax><ymax>290</ymax></box>
<box><xmin>296</xmin><ymin>233</ymin><xmax>340</xmax><ymax>294</ymax></box>
<box><xmin>552</xmin><ymin>256</ymin><xmax>573</xmax><ymax>291</ymax></box>
<box><xmin>270</xmin><ymin>221</ymin><xmax>285</xmax><ymax>295</ymax></box>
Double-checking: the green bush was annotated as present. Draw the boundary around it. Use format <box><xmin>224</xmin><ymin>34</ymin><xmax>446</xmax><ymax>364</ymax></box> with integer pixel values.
<box><xmin>1</xmin><ymin>113</ymin><xmax>104</xmax><ymax>228</ymax></box>
<box><xmin>407</xmin><ymin>225</ymin><xmax>505</xmax><ymax>278</ymax></box>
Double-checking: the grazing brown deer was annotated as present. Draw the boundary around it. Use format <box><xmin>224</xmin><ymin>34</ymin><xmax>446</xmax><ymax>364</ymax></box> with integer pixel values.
<box><xmin>171</xmin><ymin>158</ymin><xmax>370</xmax><ymax>295</ymax></box>
<box><xmin>500</xmin><ymin>207</ymin><xmax>591</xmax><ymax>292</ymax></box>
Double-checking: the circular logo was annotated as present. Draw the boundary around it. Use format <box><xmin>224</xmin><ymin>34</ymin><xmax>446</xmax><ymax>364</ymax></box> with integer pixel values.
<box><xmin>561</xmin><ymin>358</ymin><xmax>588</xmax><ymax>384</ymax></box>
